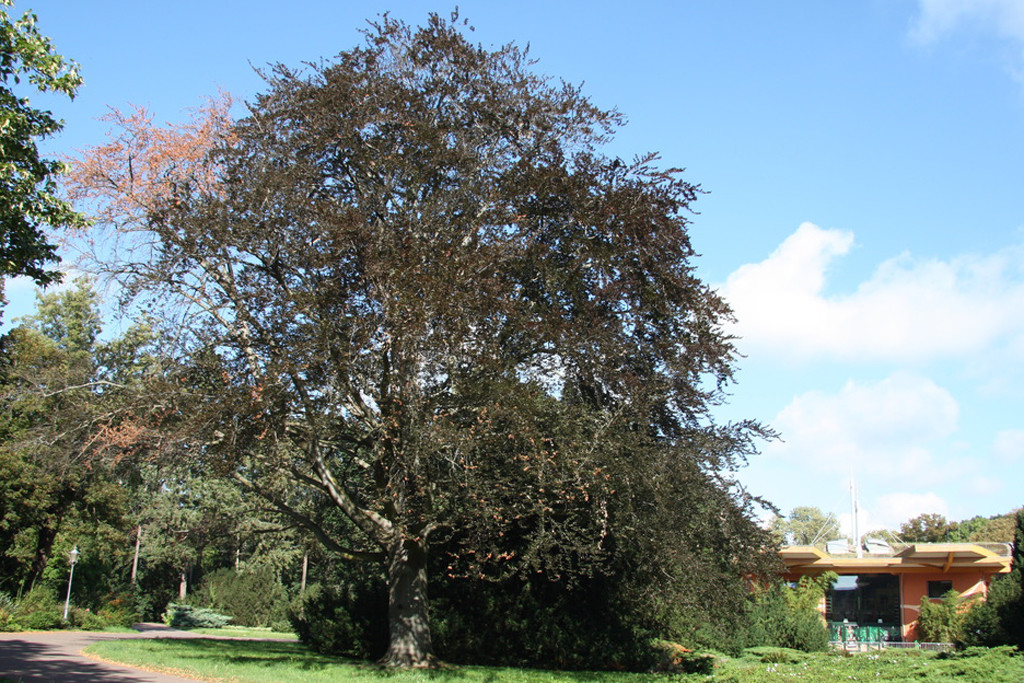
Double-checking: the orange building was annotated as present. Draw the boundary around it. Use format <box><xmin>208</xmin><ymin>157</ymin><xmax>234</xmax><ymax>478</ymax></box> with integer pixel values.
<box><xmin>780</xmin><ymin>543</ymin><xmax>1012</xmax><ymax>642</ymax></box>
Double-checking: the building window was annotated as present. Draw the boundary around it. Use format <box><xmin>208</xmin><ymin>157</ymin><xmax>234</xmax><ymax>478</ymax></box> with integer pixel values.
<box><xmin>927</xmin><ymin>580</ymin><xmax>953</xmax><ymax>598</ymax></box>
<box><xmin>827</xmin><ymin>574</ymin><xmax>900</xmax><ymax>626</ymax></box>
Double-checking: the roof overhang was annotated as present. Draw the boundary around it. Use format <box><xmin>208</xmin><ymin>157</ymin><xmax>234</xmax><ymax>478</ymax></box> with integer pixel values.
<box><xmin>780</xmin><ymin>543</ymin><xmax>1012</xmax><ymax>576</ymax></box>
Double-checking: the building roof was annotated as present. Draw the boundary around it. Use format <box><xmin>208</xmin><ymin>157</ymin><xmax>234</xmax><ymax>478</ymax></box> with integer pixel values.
<box><xmin>780</xmin><ymin>542</ymin><xmax>1013</xmax><ymax>576</ymax></box>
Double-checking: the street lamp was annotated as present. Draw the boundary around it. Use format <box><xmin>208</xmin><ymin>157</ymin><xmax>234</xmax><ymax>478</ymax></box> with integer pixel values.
<box><xmin>62</xmin><ymin>546</ymin><xmax>80</xmax><ymax>621</ymax></box>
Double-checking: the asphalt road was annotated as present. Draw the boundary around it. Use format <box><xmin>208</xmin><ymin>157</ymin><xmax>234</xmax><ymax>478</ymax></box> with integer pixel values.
<box><xmin>0</xmin><ymin>624</ymin><xmax>227</xmax><ymax>682</ymax></box>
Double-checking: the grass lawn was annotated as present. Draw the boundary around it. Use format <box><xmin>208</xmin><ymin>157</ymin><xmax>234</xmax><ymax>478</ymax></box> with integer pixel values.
<box><xmin>85</xmin><ymin>638</ymin><xmax>662</xmax><ymax>682</ymax></box>
<box><xmin>716</xmin><ymin>646</ymin><xmax>1024</xmax><ymax>682</ymax></box>
<box><xmin>84</xmin><ymin>639</ymin><xmax>1024</xmax><ymax>683</ymax></box>
<box><xmin>185</xmin><ymin>625</ymin><xmax>298</xmax><ymax>639</ymax></box>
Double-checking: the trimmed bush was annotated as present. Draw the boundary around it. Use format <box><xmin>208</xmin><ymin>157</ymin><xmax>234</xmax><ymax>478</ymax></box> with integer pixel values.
<box><xmin>429</xmin><ymin>574</ymin><xmax>654</xmax><ymax>671</ymax></box>
<box><xmin>163</xmin><ymin>603</ymin><xmax>232</xmax><ymax>629</ymax></box>
<box><xmin>191</xmin><ymin>567</ymin><xmax>290</xmax><ymax>629</ymax></box>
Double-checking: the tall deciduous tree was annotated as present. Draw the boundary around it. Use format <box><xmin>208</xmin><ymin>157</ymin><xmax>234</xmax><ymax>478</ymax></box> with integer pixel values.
<box><xmin>899</xmin><ymin>513</ymin><xmax>952</xmax><ymax>543</ymax></box>
<box><xmin>771</xmin><ymin>506</ymin><xmax>840</xmax><ymax>546</ymax></box>
<box><xmin>0</xmin><ymin>279</ymin><xmax>164</xmax><ymax>592</ymax></box>
<box><xmin>948</xmin><ymin>510</ymin><xmax>1018</xmax><ymax>543</ymax></box>
<box><xmin>68</xmin><ymin>14</ymin><xmax>772</xmax><ymax>667</ymax></box>
<box><xmin>0</xmin><ymin>0</ymin><xmax>85</xmax><ymax>313</ymax></box>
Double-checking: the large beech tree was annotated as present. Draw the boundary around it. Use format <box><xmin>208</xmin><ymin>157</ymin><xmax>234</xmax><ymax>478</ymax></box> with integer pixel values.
<box><xmin>69</xmin><ymin>14</ymin><xmax>771</xmax><ymax>667</ymax></box>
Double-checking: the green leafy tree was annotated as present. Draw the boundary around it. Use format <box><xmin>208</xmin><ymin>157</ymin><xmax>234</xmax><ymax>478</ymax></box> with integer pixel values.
<box><xmin>771</xmin><ymin>506</ymin><xmax>840</xmax><ymax>546</ymax></box>
<box><xmin>0</xmin><ymin>0</ymin><xmax>85</xmax><ymax>312</ymax></box>
<box><xmin>948</xmin><ymin>510</ymin><xmax>1018</xmax><ymax>543</ymax></box>
<box><xmin>899</xmin><ymin>513</ymin><xmax>952</xmax><ymax>543</ymax></box>
<box><xmin>69</xmin><ymin>13</ymin><xmax>773</xmax><ymax>667</ymax></box>
<box><xmin>0</xmin><ymin>279</ymin><xmax>162</xmax><ymax>594</ymax></box>
<box><xmin>135</xmin><ymin>467</ymin><xmax>298</xmax><ymax>605</ymax></box>
<box><xmin>139</xmin><ymin>472</ymin><xmax>234</xmax><ymax>600</ymax></box>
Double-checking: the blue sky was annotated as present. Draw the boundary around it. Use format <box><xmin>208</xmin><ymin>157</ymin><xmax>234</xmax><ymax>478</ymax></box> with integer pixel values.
<box><xmin>9</xmin><ymin>0</ymin><xmax>1024</xmax><ymax>533</ymax></box>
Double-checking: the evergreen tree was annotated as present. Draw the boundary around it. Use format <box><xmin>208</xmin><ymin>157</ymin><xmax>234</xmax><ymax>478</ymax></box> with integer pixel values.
<box><xmin>962</xmin><ymin>509</ymin><xmax>1024</xmax><ymax>647</ymax></box>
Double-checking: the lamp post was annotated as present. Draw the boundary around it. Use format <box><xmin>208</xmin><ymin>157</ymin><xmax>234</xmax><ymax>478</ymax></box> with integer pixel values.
<box><xmin>62</xmin><ymin>546</ymin><xmax>80</xmax><ymax>621</ymax></box>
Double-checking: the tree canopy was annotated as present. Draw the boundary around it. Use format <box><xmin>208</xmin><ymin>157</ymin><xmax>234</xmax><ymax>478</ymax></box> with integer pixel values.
<box><xmin>0</xmin><ymin>0</ymin><xmax>84</xmax><ymax>309</ymax></box>
<box><xmin>68</xmin><ymin>13</ymin><xmax>774</xmax><ymax>667</ymax></box>
<box><xmin>0</xmin><ymin>279</ymin><xmax>163</xmax><ymax>594</ymax></box>
<box><xmin>899</xmin><ymin>513</ymin><xmax>953</xmax><ymax>543</ymax></box>
<box><xmin>771</xmin><ymin>506</ymin><xmax>840</xmax><ymax>546</ymax></box>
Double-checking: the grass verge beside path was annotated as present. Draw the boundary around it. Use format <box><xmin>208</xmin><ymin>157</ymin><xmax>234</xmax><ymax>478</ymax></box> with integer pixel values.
<box><xmin>85</xmin><ymin>639</ymin><xmax>672</xmax><ymax>682</ymax></box>
<box><xmin>186</xmin><ymin>626</ymin><xmax>298</xmax><ymax>639</ymax></box>
<box><xmin>84</xmin><ymin>639</ymin><xmax>1024</xmax><ymax>683</ymax></box>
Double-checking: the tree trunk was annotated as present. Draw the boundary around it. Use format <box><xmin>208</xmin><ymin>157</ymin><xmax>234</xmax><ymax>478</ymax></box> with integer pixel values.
<box><xmin>131</xmin><ymin>525</ymin><xmax>142</xmax><ymax>584</ymax></box>
<box><xmin>300</xmin><ymin>552</ymin><xmax>308</xmax><ymax>594</ymax></box>
<box><xmin>30</xmin><ymin>508</ymin><xmax>65</xmax><ymax>586</ymax></box>
<box><xmin>380</xmin><ymin>535</ymin><xmax>434</xmax><ymax>668</ymax></box>
<box><xmin>30</xmin><ymin>525</ymin><xmax>57</xmax><ymax>587</ymax></box>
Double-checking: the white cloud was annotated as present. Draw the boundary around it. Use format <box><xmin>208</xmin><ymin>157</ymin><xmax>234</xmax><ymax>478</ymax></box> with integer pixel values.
<box><xmin>838</xmin><ymin>509</ymin><xmax>876</xmax><ymax>540</ymax></box>
<box><xmin>767</xmin><ymin>372</ymin><xmax>959</xmax><ymax>481</ymax></box>
<box><xmin>720</xmin><ymin>223</ymin><xmax>1024</xmax><ymax>364</ymax></box>
<box><xmin>911</xmin><ymin>0</ymin><xmax>1024</xmax><ymax>45</ymax></box>
<box><xmin>911</xmin><ymin>0</ymin><xmax>1024</xmax><ymax>81</ymax></box>
<box><xmin>873</xmin><ymin>491</ymin><xmax>950</xmax><ymax>532</ymax></box>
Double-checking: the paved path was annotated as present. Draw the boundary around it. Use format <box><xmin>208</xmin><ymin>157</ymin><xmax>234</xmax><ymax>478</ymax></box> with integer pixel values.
<box><xmin>0</xmin><ymin>623</ymin><xmax>244</xmax><ymax>682</ymax></box>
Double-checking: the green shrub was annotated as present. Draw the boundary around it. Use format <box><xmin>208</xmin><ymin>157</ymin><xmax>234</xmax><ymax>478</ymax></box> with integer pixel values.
<box><xmin>918</xmin><ymin>589</ymin><xmax>967</xmax><ymax>643</ymax></box>
<box><xmin>163</xmin><ymin>603</ymin><xmax>232</xmax><ymax>629</ymax></box>
<box><xmin>94</xmin><ymin>591</ymin><xmax>142</xmax><ymax>628</ymax></box>
<box><xmin>0</xmin><ymin>594</ymin><xmax>21</xmax><ymax>632</ymax></box>
<box><xmin>962</xmin><ymin>570</ymin><xmax>1023</xmax><ymax>648</ymax></box>
<box><xmin>0</xmin><ymin>594</ymin><xmax>18</xmax><ymax>632</ymax></box>
<box><xmin>13</xmin><ymin>586</ymin><xmax>63</xmax><ymax>630</ymax></box>
<box><xmin>16</xmin><ymin>607</ymin><xmax>63</xmax><ymax>630</ymax></box>
<box><xmin>191</xmin><ymin>567</ymin><xmax>291</xmax><ymax>628</ymax></box>
<box><xmin>68</xmin><ymin>606</ymin><xmax>108</xmax><ymax>630</ymax></box>
<box><xmin>744</xmin><ymin>580</ymin><xmax>831</xmax><ymax>652</ymax></box>
<box><xmin>288</xmin><ymin>582</ymin><xmax>387</xmax><ymax>659</ymax></box>
<box><xmin>429</xmin><ymin>574</ymin><xmax>653</xmax><ymax>671</ymax></box>
<box><xmin>964</xmin><ymin>510</ymin><xmax>1024</xmax><ymax>648</ymax></box>
<box><xmin>650</xmin><ymin>640</ymin><xmax>716</xmax><ymax>674</ymax></box>
<box><xmin>0</xmin><ymin>612</ymin><xmax>21</xmax><ymax>631</ymax></box>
